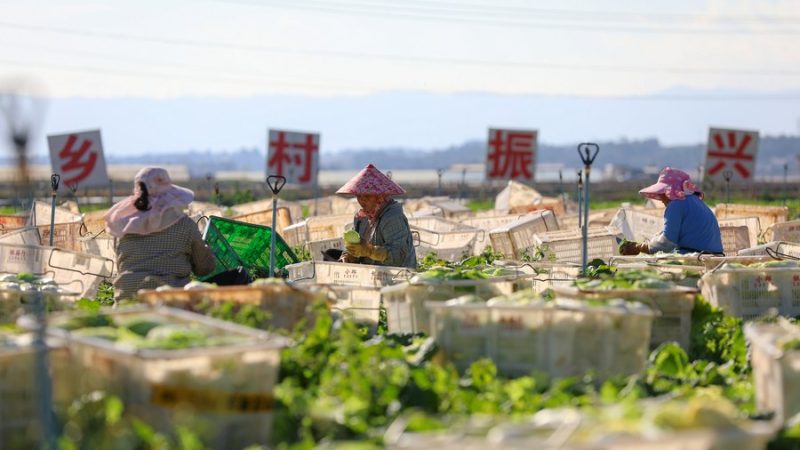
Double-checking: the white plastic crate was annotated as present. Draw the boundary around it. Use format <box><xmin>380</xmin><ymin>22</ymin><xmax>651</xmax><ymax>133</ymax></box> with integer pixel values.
<box><xmin>137</xmin><ymin>282</ymin><xmax>321</xmax><ymax>331</ymax></box>
<box><xmin>383</xmin><ymin>274</ymin><xmax>536</xmax><ymax>334</ymax></box>
<box><xmin>461</xmin><ymin>214</ymin><xmax>524</xmax><ymax>255</ymax></box>
<box><xmin>0</xmin><ymin>243</ymin><xmax>114</xmax><ymax>298</ymax></box>
<box><xmin>0</xmin><ymin>332</ymin><xmax>39</xmax><ymax>448</ymax></box>
<box><xmin>0</xmin><ymin>227</ymin><xmax>41</xmax><ymax>245</ymax></box>
<box><xmin>230</xmin><ymin>207</ymin><xmax>293</xmax><ymax>234</ymax></box>
<box><xmin>409</xmin><ymin>217</ymin><xmax>481</xmax><ymax>261</ymax></box>
<box><xmin>737</xmin><ymin>241</ymin><xmax>800</xmax><ymax>258</ymax></box>
<box><xmin>769</xmin><ymin>219</ymin><xmax>800</xmax><ymax>243</ymax></box>
<box><xmin>718</xmin><ymin>216</ymin><xmax>762</xmax><ymax>248</ymax></box>
<box><xmin>427</xmin><ymin>298</ymin><xmax>653</xmax><ymax>379</ymax></box>
<box><xmin>526</xmin><ymin>263</ymin><xmax>583</xmax><ymax>295</ymax></box>
<box><xmin>532</xmin><ymin>228</ymin><xmax>618</xmax><ymax>265</ymax></box>
<box><xmin>554</xmin><ymin>285</ymin><xmax>696</xmax><ymax>349</ymax></box>
<box><xmin>286</xmin><ymin>260</ymin><xmax>413</xmax><ymax>288</ymax></box>
<box><xmin>745</xmin><ymin>320</ymin><xmax>800</xmax><ymax>423</ymax></box>
<box><xmin>281</xmin><ymin>214</ymin><xmax>353</xmax><ymax>247</ymax></box>
<box><xmin>607</xmin><ymin>208</ymin><xmax>664</xmax><ymax>242</ymax></box>
<box><xmin>80</xmin><ymin>234</ymin><xmax>117</xmax><ymax>264</ymax></box>
<box><xmin>715</xmin><ymin>203</ymin><xmax>789</xmax><ymax>237</ymax></box>
<box><xmin>720</xmin><ymin>225</ymin><xmax>751</xmax><ymax>255</ymax></box>
<box><xmin>47</xmin><ymin>306</ymin><xmax>290</xmax><ymax>450</ymax></box>
<box><xmin>29</xmin><ymin>200</ymin><xmax>83</xmax><ymax>226</ymax></box>
<box><xmin>488</xmin><ymin>211</ymin><xmax>559</xmax><ymax>260</ymax></box>
<box><xmin>233</xmin><ymin>199</ymin><xmax>304</xmax><ymax>225</ymax></box>
<box><xmin>325</xmin><ymin>285</ymin><xmax>382</xmax><ymax>333</ymax></box>
<box><xmin>699</xmin><ymin>264</ymin><xmax>800</xmax><ymax>319</ymax></box>
<box><xmin>36</xmin><ymin>221</ymin><xmax>83</xmax><ymax>251</ymax></box>
<box><xmin>306</xmin><ymin>237</ymin><xmax>344</xmax><ymax>261</ymax></box>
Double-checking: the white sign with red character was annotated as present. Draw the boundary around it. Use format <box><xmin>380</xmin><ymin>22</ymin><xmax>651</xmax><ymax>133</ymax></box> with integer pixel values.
<box><xmin>704</xmin><ymin>127</ymin><xmax>759</xmax><ymax>182</ymax></box>
<box><xmin>267</xmin><ymin>129</ymin><xmax>320</xmax><ymax>186</ymax></box>
<box><xmin>486</xmin><ymin>128</ymin><xmax>537</xmax><ymax>182</ymax></box>
<box><xmin>47</xmin><ymin>129</ymin><xmax>109</xmax><ymax>188</ymax></box>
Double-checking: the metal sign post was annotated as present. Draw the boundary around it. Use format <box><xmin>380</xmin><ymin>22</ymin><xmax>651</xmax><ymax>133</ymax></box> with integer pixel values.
<box><xmin>266</xmin><ymin>175</ymin><xmax>286</xmax><ymax>277</ymax></box>
<box><xmin>723</xmin><ymin>170</ymin><xmax>733</xmax><ymax>204</ymax></box>
<box><xmin>576</xmin><ymin>170</ymin><xmax>583</xmax><ymax>230</ymax></box>
<box><xmin>436</xmin><ymin>168</ymin><xmax>444</xmax><ymax>196</ymax></box>
<box><xmin>48</xmin><ymin>174</ymin><xmax>60</xmax><ymax>246</ymax></box>
<box><xmin>578</xmin><ymin>143</ymin><xmax>600</xmax><ymax>274</ymax></box>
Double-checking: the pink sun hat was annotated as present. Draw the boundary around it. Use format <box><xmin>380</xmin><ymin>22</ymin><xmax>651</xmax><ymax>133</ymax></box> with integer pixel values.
<box><xmin>336</xmin><ymin>163</ymin><xmax>406</xmax><ymax>196</ymax></box>
<box><xmin>105</xmin><ymin>167</ymin><xmax>194</xmax><ymax>237</ymax></box>
<box><xmin>639</xmin><ymin>167</ymin><xmax>703</xmax><ymax>201</ymax></box>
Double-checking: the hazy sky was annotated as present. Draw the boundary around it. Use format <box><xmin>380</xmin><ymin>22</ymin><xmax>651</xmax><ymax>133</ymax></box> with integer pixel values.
<box><xmin>1</xmin><ymin>0</ymin><xmax>799</xmax><ymax>98</ymax></box>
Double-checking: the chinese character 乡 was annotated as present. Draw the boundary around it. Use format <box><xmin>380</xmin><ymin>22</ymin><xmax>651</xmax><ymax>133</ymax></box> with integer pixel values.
<box><xmin>59</xmin><ymin>134</ymin><xmax>98</xmax><ymax>185</ymax></box>
<box><xmin>707</xmin><ymin>131</ymin><xmax>754</xmax><ymax>178</ymax></box>
<box><xmin>488</xmin><ymin>130</ymin><xmax>534</xmax><ymax>179</ymax></box>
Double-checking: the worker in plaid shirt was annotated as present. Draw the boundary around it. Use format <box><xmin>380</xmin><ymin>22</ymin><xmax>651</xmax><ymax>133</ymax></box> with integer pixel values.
<box><xmin>105</xmin><ymin>167</ymin><xmax>216</xmax><ymax>299</ymax></box>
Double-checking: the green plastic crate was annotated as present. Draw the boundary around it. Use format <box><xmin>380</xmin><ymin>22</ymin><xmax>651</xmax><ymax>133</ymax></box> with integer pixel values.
<box><xmin>201</xmin><ymin>216</ymin><xmax>297</xmax><ymax>280</ymax></box>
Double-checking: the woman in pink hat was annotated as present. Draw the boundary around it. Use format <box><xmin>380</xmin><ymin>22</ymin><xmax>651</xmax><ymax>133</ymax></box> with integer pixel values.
<box><xmin>104</xmin><ymin>167</ymin><xmax>216</xmax><ymax>299</ymax></box>
<box><xmin>336</xmin><ymin>164</ymin><xmax>416</xmax><ymax>268</ymax></box>
<box><xmin>619</xmin><ymin>167</ymin><xmax>723</xmax><ymax>255</ymax></box>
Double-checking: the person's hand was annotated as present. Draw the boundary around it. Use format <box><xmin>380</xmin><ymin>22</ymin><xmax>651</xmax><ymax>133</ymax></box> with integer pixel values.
<box><xmin>345</xmin><ymin>242</ymin><xmax>388</xmax><ymax>262</ymax></box>
<box><xmin>619</xmin><ymin>241</ymin><xmax>649</xmax><ymax>255</ymax></box>
<box><xmin>345</xmin><ymin>241</ymin><xmax>368</xmax><ymax>258</ymax></box>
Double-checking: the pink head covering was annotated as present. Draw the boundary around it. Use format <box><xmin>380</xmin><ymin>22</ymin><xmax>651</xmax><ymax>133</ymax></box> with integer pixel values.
<box><xmin>639</xmin><ymin>167</ymin><xmax>703</xmax><ymax>201</ymax></box>
<box><xmin>105</xmin><ymin>167</ymin><xmax>194</xmax><ymax>237</ymax></box>
<box><xmin>335</xmin><ymin>163</ymin><xmax>406</xmax><ymax>196</ymax></box>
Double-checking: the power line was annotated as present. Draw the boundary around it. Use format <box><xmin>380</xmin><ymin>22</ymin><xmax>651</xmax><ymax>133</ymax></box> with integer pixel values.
<box><xmin>208</xmin><ymin>0</ymin><xmax>800</xmax><ymax>34</ymax></box>
<box><xmin>1</xmin><ymin>22</ymin><xmax>799</xmax><ymax>78</ymax></box>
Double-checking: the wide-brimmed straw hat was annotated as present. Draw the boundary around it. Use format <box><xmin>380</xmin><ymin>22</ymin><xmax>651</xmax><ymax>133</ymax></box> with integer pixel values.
<box><xmin>105</xmin><ymin>167</ymin><xmax>194</xmax><ymax>237</ymax></box>
<box><xmin>336</xmin><ymin>163</ymin><xmax>405</xmax><ymax>196</ymax></box>
<box><xmin>639</xmin><ymin>167</ymin><xmax>703</xmax><ymax>201</ymax></box>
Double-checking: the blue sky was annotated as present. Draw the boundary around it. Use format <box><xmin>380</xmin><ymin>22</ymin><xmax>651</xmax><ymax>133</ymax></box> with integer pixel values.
<box><xmin>0</xmin><ymin>0</ymin><xmax>799</xmax><ymax>154</ymax></box>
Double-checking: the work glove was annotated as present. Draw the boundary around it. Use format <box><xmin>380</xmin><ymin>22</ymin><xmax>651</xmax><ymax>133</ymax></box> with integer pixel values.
<box><xmin>618</xmin><ymin>241</ymin><xmax>650</xmax><ymax>256</ymax></box>
<box><xmin>345</xmin><ymin>242</ymin><xmax>389</xmax><ymax>262</ymax></box>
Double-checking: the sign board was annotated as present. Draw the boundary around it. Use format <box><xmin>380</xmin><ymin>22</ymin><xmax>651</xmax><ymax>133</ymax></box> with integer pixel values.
<box><xmin>704</xmin><ymin>127</ymin><xmax>759</xmax><ymax>182</ymax></box>
<box><xmin>267</xmin><ymin>129</ymin><xmax>320</xmax><ymax>186</ymax></box>
<box><xmin>47</xmin><ymin>129</ymin><xmax>109</xmax><ymax>188</ymax></box>
<box><xmin>485</xmin><ymin>128</ymin><xmax>537</xmax><ymax>182</ymax></box>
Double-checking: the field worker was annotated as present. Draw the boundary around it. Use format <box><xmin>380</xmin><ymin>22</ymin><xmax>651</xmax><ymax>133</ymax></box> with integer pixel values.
<box><xmin>105</xmin><ymin>167</ymin><xmax>216</xmax><ymax>299</ymax></box>
<box><xmin>619</xmin><ymin>167</ymin><xmax>723</xmax><ymax>256</ymax></box>
<box><xmin>337</xmin><ymin>163</ymin><xmax>417</xmax><ymax>269</ymax></box>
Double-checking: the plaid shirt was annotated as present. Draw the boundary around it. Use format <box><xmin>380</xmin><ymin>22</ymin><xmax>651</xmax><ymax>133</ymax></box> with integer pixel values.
<box><xmin>114</xmin><ymin>215</ymin><xmax>216</xmax><ymax>299</ymax></box>
<box><xmin>354</xmin><ymin>200</ymin><xmax>417</xmax><ymax>268</ymax></box>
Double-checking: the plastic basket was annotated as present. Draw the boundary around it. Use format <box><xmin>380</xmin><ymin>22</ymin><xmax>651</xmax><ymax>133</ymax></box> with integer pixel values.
<box><xmin>383</xmin><ymin>275</ymin><xmax>536</xmax><ymax>334</ymax></box>
<box><xmin>80</xmin><ymin>208</ymin><xmax>110</xmax><ymax>236</ymax></box>
<box><xmin>607</xmin><ymin>208</ymin><xmax>664</xmax><ymax>242</ymax></box>
<box><xmin>233</xmin><ymin>199</ymin><xmax>303</xmax><ymax>225</ymax></box>
<box><xmin>525</xmin><ymin>263</ymin><xmax>583</xmax><ymax>295</ymax></box>
<box><xmin>29</xmin><ymin>200</ymin><xmax>82</xmax><ymax>226</ymax></box>
<box><xmin>745</xmin><ymin>320</ymin><xmax>800</xmax><ymax>423</ymax></box>
<box><xmin>737</xmin><ymin>241</ymin><xmax>800</xmax><ymax>258</ymax></box>
<box><xmin>699</xmin><ymin>265</ymin><xmax>800</xmax><ymax>319</ymax></box>
<box><xmin>427</xmin><ymin>299</ymin><xmax>654</xmax><ymax>379</ymax></box>
<box><xmin>461</xmin><ymin>214</ymin><xmax>524</xmax><ymax>255</ymax></box>
<box><xmin>554</xmin><ymin>286</ymin><xmax>696</xmax><ymax>349</ymax></box>
<box><xmin>36</xmin><ymin>221</ymin><xmax>83</xmax><ymax>251</ymax></box>
<box><xmin>768</xmin><ymin>219</ymin><xmax>800</xmax><ymax>243</ymax></box>
<box><xmin>0</xmin><ymin>243</ymin><xmax>113</xmax><ymax>298</ymax></box>
<box><xmin>281</xmin><ymin>214</ymin><xmax>353</xmax><ymax>247</ymax></box>
<box><xmin>715</xmin><ymin>203</ymin><xmax>789</xmax><ymax>236</ymax></box>
<box><xmin>0</xmin><ymin>227</ymin><xmax>41</xmax><ymax>245</ymax></box>
<box><xmin>718</xmin><ymin>216</ymin><xmax>762</xmax><ymax>248</ymax></box>
<box><xmin>325</xmin><ymin>285</ymin><xmax>382</xmax><ymax>334</ymax></box>
<box><xmin>409</xmin><ymin>217</ymin><xmax>480</xmax><ymax>261</ymax></box>
<box><xmin>230</xmin><ymin>207</ymin><xmax>292</xmax><ymax>234</ymax></box>
<box><xmin>202</xmin><ymin>216</ymin><xmax>297</xmax><ymax>280</ymax></box>
<box><xmin>0</xmin><ymin>333</ymin><xmax>40</xmax><ymax>448</ymax></box>
<box><xmin>47</xmin><ymin>306</ymin><xmax>290</xmax><ymax>450</ymax></box>
<box><xmin>137</xmin><ymin>282</ymin><xmax>320</xmax><ymax>331</ymax></box>
<box><xmin>80</xmin><ymin>234</ymin><xmax>117</xmax><ymax>265</ymax></box>
<box><xmin>0</xmin><ymin>215</ymin><xmax>26</xmax><ymax>231</ymax></box>
<box><xmin>286</xmin><ymin>261</ymin><xmax>413</xmax><ymax>288</ymax></box>
<box><xmin>306</xmin><ymin>237</ymin><xmax>344</xmax><ymax>261</ymax></box>
<box><xmin>488</xmin><ymin>211</ymin><xmax>560</xmax><ymax>259</ymax></box>
<box><xmin>720</xmin><ymin>225</ymin><xmax>751</xmax><ymax>255</ymax></box>
<box><xmin>533</xmin><ymin>228</ymin><xmax>618</xmax><ymax>265</ymax></box>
